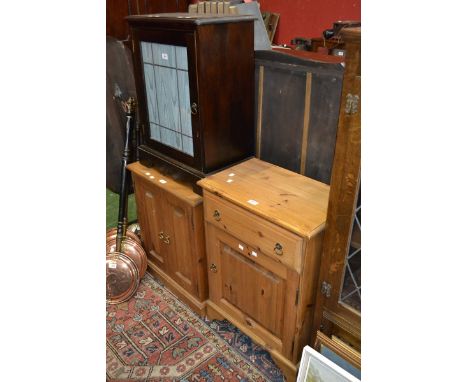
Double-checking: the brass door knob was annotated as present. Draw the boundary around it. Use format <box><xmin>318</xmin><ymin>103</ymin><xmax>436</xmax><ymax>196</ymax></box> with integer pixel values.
<box><xmin>163</xmin><ymin>234</ymin><xmax>170</xmax><ymax>245</ymax></box>
<box><xmin>213</xmin><ymin>209</ymin><xmax>221</xmax><ymax>221</ymax></box>
<box><xmin>158</xmin><ymin>231</ymin><xmax>164</xmax><ymax>240</ymax></box>
<box><xmin>209</xmin><ymin>263</ymin><xmax>217</xmax><ymax>273</ymax></box>
<box><xmin>274</xmin><ymin>243</ymin><xmax>283</xmax><ymax>256</ymax></box>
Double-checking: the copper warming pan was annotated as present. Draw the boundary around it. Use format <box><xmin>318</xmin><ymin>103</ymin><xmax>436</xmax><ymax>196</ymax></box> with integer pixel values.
<box><xmin>106</xmin><ymin>227</ymin><xmax>140</xmax><ymax>244</ymax></box>
<box><xmin>106</xmin><ymin>253</ymin><xmax>139</xmax><ymax>304</ymax></box>
<box><xmin>106</xmin><ymin>97</ymin><xmax>147</xmax><ymax>304</ymax></box>
<box><xmin>106</xmin><ymin>237</ymin><xmax>147</xmax><ymax>280</ymax></box>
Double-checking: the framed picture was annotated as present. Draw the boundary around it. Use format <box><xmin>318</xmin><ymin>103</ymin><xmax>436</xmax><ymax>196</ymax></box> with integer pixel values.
<box><xmin>314</xmin><ymin>331</ymin><xmax>361</xmax><ymax>374</ymax></box>
<box><xmin>297</xmin><ymin>345</ymin><xmax>360</xmax><ymax>382</ymax></box>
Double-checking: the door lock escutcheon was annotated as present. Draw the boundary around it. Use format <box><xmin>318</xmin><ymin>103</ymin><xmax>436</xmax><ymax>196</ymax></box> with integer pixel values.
<box><xmin>191</xmin><ymin>102</ymin><xmax>198</xmax><ymax>115</ymax></box>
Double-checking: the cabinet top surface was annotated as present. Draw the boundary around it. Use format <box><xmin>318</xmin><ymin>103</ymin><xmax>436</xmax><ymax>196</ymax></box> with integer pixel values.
<box><xmin>198</xmin><ymin>158</ymin><xmax>330</xmax><ymax>238</ymax></box>
<box><xmin>128</xmin><ymin>161</ymin><xmax>202</xmax><ymax>207</ymax></box>
<box><xmin>267</xmin><ymin>48</ymin><xmax>345</xmax><ymax>66</ymax></box>
<box><xmin>127</xmin><ymin>13</ymin><xmax>255</xmax><ymax>25</ymax></box>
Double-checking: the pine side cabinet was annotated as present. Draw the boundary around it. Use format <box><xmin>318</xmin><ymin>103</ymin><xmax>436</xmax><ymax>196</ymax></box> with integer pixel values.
<box><xmin>197</xmin><ymin>158</ymin><xmax>330</xmax><ymax>381</ymax></box>
<box><xmin>128</xmin><ymin>161</ymin><xmax>208</xmax><ymax>315</ymax></box>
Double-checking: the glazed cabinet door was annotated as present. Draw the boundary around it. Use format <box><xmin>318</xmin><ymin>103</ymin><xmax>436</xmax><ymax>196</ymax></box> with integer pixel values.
<box><xmin>160</xmin><ymin>189</ymin><xmax>198</xmax><ymax>296</ymax></box>
<box><xmin>206</xmin><ymin>223</ymin><xmax>299</xmax><ymax>356</ymax></box>
<box><xmin>133</xmin><ymin>176</ymin><xmax>167</xmax><ymax>271</ymax></box>
<box><xmin>133</xmin><ymin>28</ymin><xmax>201</xmax><ymax>169</ymax></box>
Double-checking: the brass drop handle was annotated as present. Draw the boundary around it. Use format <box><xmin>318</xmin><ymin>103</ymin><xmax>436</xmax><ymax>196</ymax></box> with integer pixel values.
<box><xmin>274</xmin><ymin>243</ymin><xmax>283</xmax><ymax>256</ymax></box>
<box><xmin>213</xmin><ymin>209</ymin><xmax>221</xmax><ymax>221</ymax></box>
<box><xmin>159</xmin><ymin>231</ymin><xmax>170</xmax><ymax>244</ymax></box>
<box><xmin>209</xmin><ymin>263</ymin><xmax>217</xmax><ymax>273</ymax></box>
<box><xmin>191</xmin><ymin>102</ymin><xmax>198</xmax><ymax>115</ymax></box>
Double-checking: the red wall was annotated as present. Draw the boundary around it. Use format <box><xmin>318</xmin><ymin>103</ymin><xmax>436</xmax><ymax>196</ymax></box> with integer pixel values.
<box><xmin>259</xmin><ymin>0</ymin><xmax>360</xmax><ymax>45</ymax></box>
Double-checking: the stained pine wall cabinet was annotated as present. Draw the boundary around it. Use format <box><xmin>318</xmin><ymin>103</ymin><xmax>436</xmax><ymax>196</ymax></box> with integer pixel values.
<box><xmin>127</xmin><ymin>14</ymin><xmax>256</xmax><ymax>192</ymax></box>
<box><xmin>198</xmin><ymin>158</ymin><xmax>330</xmax><ymax>381</ymax></box>
<box><xmin>128</xmin><ymin>162</ymin><xmax>208</xmax><ymax>315</ymax></box>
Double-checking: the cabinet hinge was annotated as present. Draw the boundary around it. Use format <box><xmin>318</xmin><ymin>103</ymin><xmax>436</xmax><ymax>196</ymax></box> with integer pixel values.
<box><xmin>345</xmin><ymin>93</ymin><xmax>360</xmax><ymax>115</ymax></box>
<box><xmin>295</xmin><ymin>289</ymin><xmax>300</xmax><ymax>305</ymax></box>
<box><xmin>321</xmin><ymin>281</ymin><xmax>332</xmax><ymax>298</ymax></box>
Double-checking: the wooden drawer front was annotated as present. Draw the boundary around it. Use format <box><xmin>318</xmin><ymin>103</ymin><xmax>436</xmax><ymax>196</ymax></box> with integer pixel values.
<box><xmin>204</xmin><ymin>192</ymin><xmax>304</xmax><ymax>272</ymax></box>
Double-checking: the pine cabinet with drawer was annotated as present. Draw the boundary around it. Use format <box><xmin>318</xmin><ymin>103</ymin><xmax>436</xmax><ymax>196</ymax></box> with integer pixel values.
<box><xmin>197</xmin><ymin>158</ymin><xmax>330</xmax><ymax>381</ymax></box>
<box><xmin>128</xmin><ymin>161</ymin><xmax>208</xmax><ymax>315</ymax></box>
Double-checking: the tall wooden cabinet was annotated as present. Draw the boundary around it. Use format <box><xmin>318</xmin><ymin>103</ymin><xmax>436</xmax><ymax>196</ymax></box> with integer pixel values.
<box><xmin>128</xmin><ymin>161</ymin><xmax>208</xmax><ymax>315</ymax></box>
<box><xmin>311</xmin><ymin>27</ymin><xmax>361</xmax><ymax>368</ymax></box>
<box><xmin>198</xmin><ymin>158</ymin><xmax>330</xmax><ymax>381</ymax></box>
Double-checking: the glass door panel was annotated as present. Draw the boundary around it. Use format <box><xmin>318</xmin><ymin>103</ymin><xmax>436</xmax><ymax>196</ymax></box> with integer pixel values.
<box><xmin>339</xmin><ymin>185</ymin><xmax>361</xmax><ymax>313</ymax></box>
<box><xmin>141</xmin><ymin>41</ymin><xmax>194</xmax><ymax>157</ymax></box>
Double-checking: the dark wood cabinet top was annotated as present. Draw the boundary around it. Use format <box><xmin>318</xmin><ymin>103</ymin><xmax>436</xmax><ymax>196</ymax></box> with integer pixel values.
<box><xmin>341</xmin><ymin>27</ymin><xmax>361</xmax><ymax>42</ymax></box>
<box><xmin>269</xmin><ymin>48</ymin><xmax>345</xmax><ymax>65</ymax></box>
<box><xmin>127</xmin><ymin>13</ymin><xmax>255</xmax><ymax>26</ymax></box>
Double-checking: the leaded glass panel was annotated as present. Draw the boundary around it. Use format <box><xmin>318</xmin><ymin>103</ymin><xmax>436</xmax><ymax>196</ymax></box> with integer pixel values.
<box><xmin>141</xmin><ymin>42</ymin><xmax>194</xmax><ymax>157</ymax></box>
<box><xmin>339</xmin><ymin>185</ymin><xmax>361</xmax><ymax>312</ymax></box>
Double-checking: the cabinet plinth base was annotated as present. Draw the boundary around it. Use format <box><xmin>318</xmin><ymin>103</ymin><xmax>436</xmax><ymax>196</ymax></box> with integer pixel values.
<box><xmin>206</xmin><ymin>301</ymin><xmax>297</xmax><ymax>382</ymax></box>
<box><xmin>147</xmin><ymin>260</ymin><xmax>207</xmax><ymax>317</ymax></box>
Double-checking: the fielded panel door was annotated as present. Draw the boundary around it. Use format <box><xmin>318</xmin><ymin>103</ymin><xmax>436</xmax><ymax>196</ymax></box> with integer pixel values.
<box><xmin>205</xmin><ymin>224</ymin><xmax>299</xmax><ymax>344</ymax></box>
<box><xmin>133</xmin><ymin>177</ymin><xmax>167</xmax><ymax>271</ymax></box>
<box><xmin>161</xmin><ymin>189</ymin><xmax>198</xmax><ymax>296</ymax></box>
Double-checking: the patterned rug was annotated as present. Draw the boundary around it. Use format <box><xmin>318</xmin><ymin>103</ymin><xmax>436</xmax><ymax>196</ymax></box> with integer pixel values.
<box><xmin>106</xmin><ymin>273</ymin><xmax>285</xmax><ymax>381</ymax></box>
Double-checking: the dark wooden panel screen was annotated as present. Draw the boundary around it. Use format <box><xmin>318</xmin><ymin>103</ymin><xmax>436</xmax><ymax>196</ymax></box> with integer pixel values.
<box><xmin>260</xmin><ymin>67</ymin><xmax>306</xmax><ymax>173</ymax></box>
<box><xmin>106</xmin><ymin>37</ymin><xmax>137</xmax><ymax>192</ymax></box>
<box><xmin>255</xmin><ymin>49</ymin><xmax>344</xmax><ymax>184</ymax></box>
